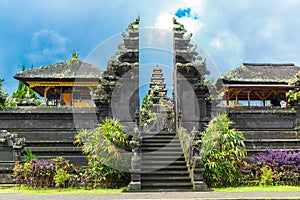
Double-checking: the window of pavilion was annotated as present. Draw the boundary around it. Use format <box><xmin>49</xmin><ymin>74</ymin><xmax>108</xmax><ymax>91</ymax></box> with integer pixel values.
<box><xmin>217</xmin><ymin>63</ymin><xmax>300</xmax><ymax>107</ymax></box>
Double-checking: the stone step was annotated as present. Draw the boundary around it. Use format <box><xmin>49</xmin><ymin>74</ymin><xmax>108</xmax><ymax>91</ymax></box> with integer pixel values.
<box><xmin>32</xmin><ymin>155</ymin><xmax>87</xmax><ymax>166</ymax></box>
<box><xmin>139</xmin><ymin>131</ymin><xmax>192</xmax><ymax>191</ymax></box>
<box><xmin>245</xmin><ymin>139</ymin><xmax>300</xmax><ymax>142</ymax></box>
<box><xmin>142</xmin><ymin>165</ymin><xmax>187</xmax><ymax>170</ymax></box>
<box><xmin>142</xmin><ymin>182</ymin><xmax>192</xmax><ymax>187</ymax></box>
<box><xmin>143</xmin><ymin>139</ymin><xmax>179</xmax><ymax>143</ymax></box>
<box><xmin>142</xmin><ymin>135</ymin><xmax>177</xmax><ymax>139</ymax></box>
<box><xmin>139</xmin><ymin>188</ymin><xmax>194</xmax><ymax>192</ymax></box>
<box><xmin>142</xmin><ymin>146</ymin><xmax>181</xmax><ymax>150</ymax></box>
<box><xmin>243</xmin><ymin>130</ymin><xmax>298</xmax><ymax>139</ymax></box>
<box><xmin>142</xmin><ymin>147</ymin><xmax>182</xmax><ymax>154</ymax></box>
<box><xmin>142</xmin><ymin>132</ymin><xmax>176</xmax><ymax>135</ymax></box>
<box><xmin>142</xmin><ymin>160</ymin><xmax>186</xmax><ymax>165</ymax></box>
<box><xmin>143</xmin><ymin>170</ymin><xmax>189</xmax><ymax>175</ymax></box>
<box><xmin>246</xmin><ymin>148</ymin><xmax>300</xmax><ymax>156</ymax></box>
<box><xmin>26</xmin><ymin>141</ymin><xmax>76</xmax><ymax>147</ymax></box>
<box><xmin>142</xmin><ymin>154</ymin><xmax>185</xmax><ymax>160</ymax></box>
<box><xmin>142</xmin><ymin>154</ymin><xmax>184</xmax><ymax>159</ymax></box>
<box><xmin>142</xmin><ymin>142</ymin><xmax>181</xmax><ymax>147</ymax></box>
<box><xmin>141</xmin><ymin>175</ymin><xmax>190</xmax><ymax>181</ymax></box>
<box><xmin>14</xmin><ymin>130</ymin><xmax>77</xmax><ymax>141</ymax></box>
<box><xmin>245</xmin><ymin>140</ymin><xmax>299</xmax><ymax>149</ymax></box>
<box><xmin>24</xmin><ymin>146</ymin><xmax>82</xmax><ymax>152</ymax></box>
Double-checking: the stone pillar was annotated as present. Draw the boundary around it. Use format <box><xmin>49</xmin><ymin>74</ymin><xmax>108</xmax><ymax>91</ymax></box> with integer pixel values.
<box><xmin>94</xmin><ymin>17</ymin><xmax>139</xmax><ymax>133</ymax></box>
<box><xmin>173</xmin><ymin>18</ymin><xmax>209</xmax><ymax>190</ymax></box>
<box><xmin>173</xmin><ymin>18</ymin><xmax>210</xmax><ymax>133</ymax></box>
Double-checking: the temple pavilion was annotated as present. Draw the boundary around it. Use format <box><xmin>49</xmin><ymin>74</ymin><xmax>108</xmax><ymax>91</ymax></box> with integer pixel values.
<box><xmin>14</xmin><ymin>52</ymin><xmax>102</xmax><ymax>107</ymax></box>
<box><xmin>217</xmin><ymin>63</ymin><xmax>300</xmax><ymax>106</ymax></box>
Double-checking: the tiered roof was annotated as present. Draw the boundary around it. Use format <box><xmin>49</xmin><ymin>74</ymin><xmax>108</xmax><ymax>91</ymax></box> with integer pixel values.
<box><xmin>148</xmin><ymin>66</ymin><xmax>168</xmax><ymax>101</ymax></box>
<box><xmin>220</xmin><ymin>63</ymin><xmax>300</xmax><ymax>85</ymax></box>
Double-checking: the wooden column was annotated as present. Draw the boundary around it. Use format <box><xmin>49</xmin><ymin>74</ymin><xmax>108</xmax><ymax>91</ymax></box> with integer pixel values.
<box><xmin>247</xmin><ymin>90</ymin><xmax>251</xmax><ymax>107</ymax></box>
<box><xmin>44</xmin><ymin>87</ymin><xmax>50</xmax><ymax>103</ymax></box>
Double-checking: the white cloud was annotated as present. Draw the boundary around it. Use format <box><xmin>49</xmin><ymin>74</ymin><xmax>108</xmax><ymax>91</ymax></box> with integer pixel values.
<box><xmin>210</xmin><ymin>31</ymin><xmax>244</xmax><ymax>69</ymax></box>
<box><xmin>259</xmin><ymin>19</ymin><xmax>283</xmax><ymax>41</ymax></box>
<box><xmin>153</xmin><ymin>0</ymin><xmax>205</xmax><ymax>35</ymax></box>
<box><xmin>211</xmin><ymin>38</ymin><xmax>223</xmax><ymax>49</ymax></box>
<box><xmin>176</xmin><ymin>17</ymin><xmax>204</xmax><ymax>35</ymax></box>
<box><xmin>211</xmin><ymin>31</ymin><xmax>242</xmax><ymax>50</ymax></box>
<box><xmin>154</xmin><ymin>13</ymin><xmax>174</xmax><ymax>30</ymax></box>
<box><xmin>27</xmin><ymin>29</ymin><xmax>69</xmax><ymax>64</ymax></box>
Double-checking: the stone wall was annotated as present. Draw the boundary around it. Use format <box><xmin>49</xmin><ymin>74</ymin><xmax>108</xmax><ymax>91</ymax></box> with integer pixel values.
<box><xmin>227</xmin><ymin>107</ymin><xmax>299</xmax><ymax>155</ymax></box>
<box><xmin>0</xmin><ymin>107</ymin><xmax>101</xmax><ymax>167</ymax></box>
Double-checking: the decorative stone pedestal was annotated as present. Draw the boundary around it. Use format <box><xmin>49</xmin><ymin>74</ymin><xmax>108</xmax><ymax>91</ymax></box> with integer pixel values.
<box><xmin>128</xmin><ymin>170</ymin><xmax>141</xmax><ymax>191</ymax></box>
<box><xmin>0</xmin><ymin>130</ymin><xmax>25</xmax><ymax>184</ymax></box>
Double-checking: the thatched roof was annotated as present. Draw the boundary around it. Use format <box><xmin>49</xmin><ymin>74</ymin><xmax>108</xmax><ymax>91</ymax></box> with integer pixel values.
<box><xmin>221</xmin><ymin>63</ymin><xmax>300</xmax><ymax>84</ymax></box>
<box><xmin>14</xmin><ymin>59</ymin><xmax>102</xmax><ymax>81</ymax></box>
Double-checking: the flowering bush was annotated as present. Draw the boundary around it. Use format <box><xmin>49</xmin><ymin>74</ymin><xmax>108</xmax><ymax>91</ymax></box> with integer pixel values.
<box><xmin>242</xmin><ymin>150</ymin><xmax>300</xmax><ymax>186</ymax></box>
<box><xmin>13</xmin><ymin>157</ymin><xmax>74</xmax><ymax>188</ymax></box>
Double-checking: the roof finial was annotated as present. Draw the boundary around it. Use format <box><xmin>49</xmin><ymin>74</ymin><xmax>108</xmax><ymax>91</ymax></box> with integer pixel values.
<box><xmin>72</xmin><ymin>52</ymin><xmax>78</xmax><ymax>61</ymax></box>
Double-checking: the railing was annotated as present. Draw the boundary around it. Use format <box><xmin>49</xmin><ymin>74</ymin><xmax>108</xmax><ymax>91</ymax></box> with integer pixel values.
<box><xmin>177</xmin><ymin>111</ymin><xmax>207</xmax><ymax>190</ymax></box>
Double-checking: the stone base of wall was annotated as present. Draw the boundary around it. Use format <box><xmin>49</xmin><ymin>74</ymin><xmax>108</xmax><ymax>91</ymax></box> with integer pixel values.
<box><xmin>227</xmin><ymin>107</ymin><xmax>299</xmax><ymax>155</ymax></box>
<box><xmin>0</xmin><ymin>107</ymin><xmax>101</xmax><ymax>167</ymax></box>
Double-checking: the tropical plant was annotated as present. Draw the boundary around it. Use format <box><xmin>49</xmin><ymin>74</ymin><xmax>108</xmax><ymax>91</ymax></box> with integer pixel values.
<box><xmin>200</xmin><ymin>113</ymin><xmax>247</xmax><ymax>188</ymax></box>
<box><xmin>74</xmin><ymin>118</ymin><xmax>129</xmax><ymax>188</ymax></box>
<box><xmin>22</xmin><ymin>150</ymin><xmax>37</xmax><ymax>162</ymax></box>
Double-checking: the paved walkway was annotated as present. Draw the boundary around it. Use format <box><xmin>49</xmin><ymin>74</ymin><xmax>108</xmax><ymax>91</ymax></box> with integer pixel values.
<box><xmin>0</xmin><ymin>192</ymin><xmax>300</xmax><ymax>200</ymax></box>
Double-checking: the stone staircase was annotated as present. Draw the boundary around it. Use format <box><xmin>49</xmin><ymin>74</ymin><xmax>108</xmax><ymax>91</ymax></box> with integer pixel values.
<box><xmin>19</xmin><ymin>129</ymin><xmax>86</xmax><ymax>166</ymax></box>
<box><xmin>140</xmin><ymin>131</ymin><xmax>193</xmax><ymax>191</ymax></box>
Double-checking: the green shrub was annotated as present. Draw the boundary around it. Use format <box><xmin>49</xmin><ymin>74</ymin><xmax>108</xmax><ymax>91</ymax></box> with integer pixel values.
<box><xmin>75</xmin><ymin>118</ymin><xmax>129</xmax><ymax>189</ymax></box>
<box><xmin>54</xmin><ymin>168</ymin><xmax>70</xmax><ymax>188</ymax></box>
<box><xmin>260</xmin><ymin>165</ymin><xmax>273</xmax><ymax>186</ymax></box>
<box><xmin>200</xmin><ymin>113</ymin><xmax>246</xmax><ymax>188</ymax></box>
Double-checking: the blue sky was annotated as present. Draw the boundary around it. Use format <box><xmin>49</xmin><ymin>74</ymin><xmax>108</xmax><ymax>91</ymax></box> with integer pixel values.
<box><xmin>1</xmin><ymin>0</ymin><xmax>300</xmax><ymax>99</ymax></box>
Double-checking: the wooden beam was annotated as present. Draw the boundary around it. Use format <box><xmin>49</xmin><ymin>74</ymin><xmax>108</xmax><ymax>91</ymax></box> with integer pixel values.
<box><xmin>27</xmin><ymin>81</ymin><xmax>99</xmax><ymax>88</ymax></box>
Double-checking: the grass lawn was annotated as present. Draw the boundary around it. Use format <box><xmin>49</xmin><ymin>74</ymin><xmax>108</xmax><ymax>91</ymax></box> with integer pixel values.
<box><xmin>214</xmin><ymin>186</ymin><xmax>300</xmax><ymax>192</ymax></box>
<box><xmin>0</xmin><ymin>186</ymin><xmax>123</xmax><ymax>194</ymax></box>
<box><xmin>0</xmin><ymin>186</ymin><xmax>299</xmax><ymax>194</ymax></box>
